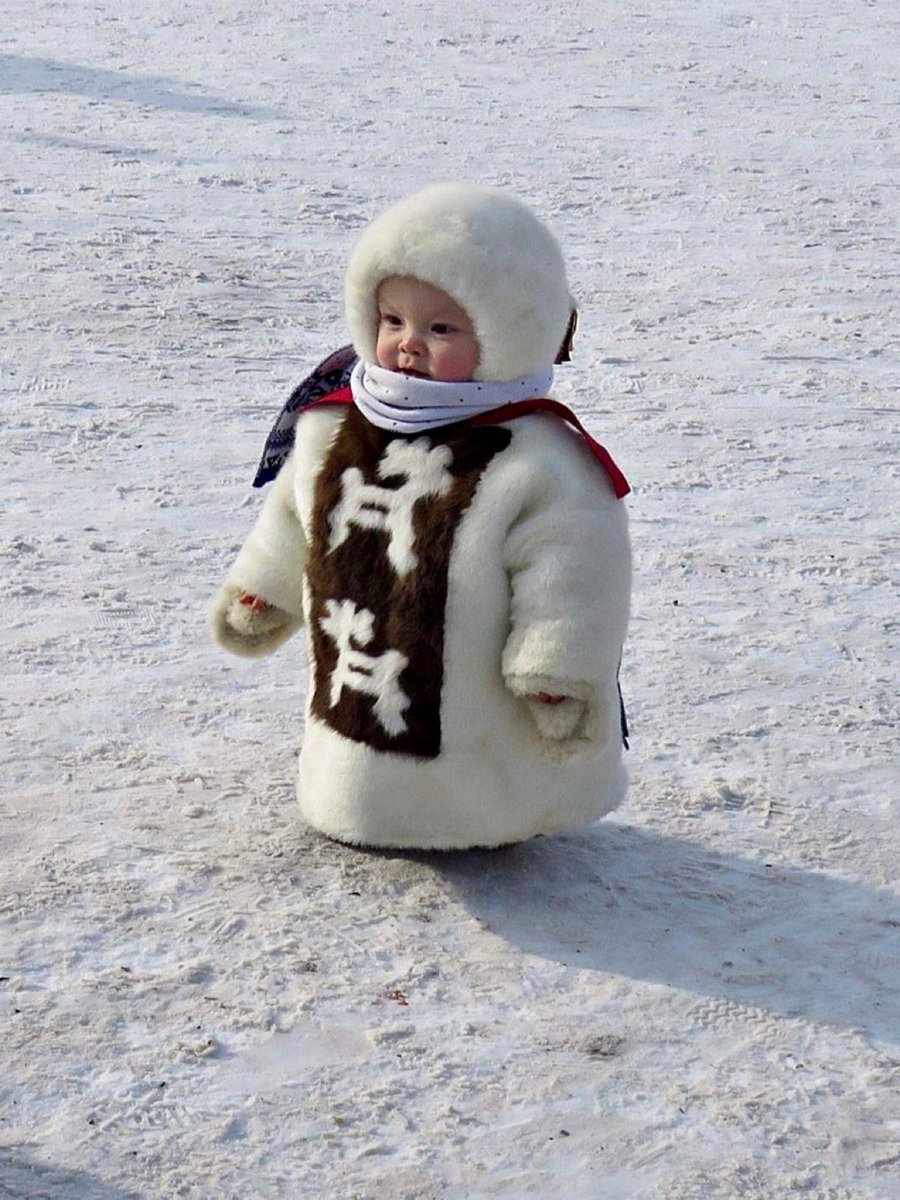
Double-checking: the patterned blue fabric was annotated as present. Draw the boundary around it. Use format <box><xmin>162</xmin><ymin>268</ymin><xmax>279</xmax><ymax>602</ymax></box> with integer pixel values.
<box><xmin>253</xmin><ymin>345</ymin><xmax>358</xmax><ymax>488</ymax></box>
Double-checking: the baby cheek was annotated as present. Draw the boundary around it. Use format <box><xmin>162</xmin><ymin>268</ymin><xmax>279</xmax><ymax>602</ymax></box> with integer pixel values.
<box><xmin>375</xmin><ymin>332</ymin><xmax>395</xmax><ymax>369</ymax></box>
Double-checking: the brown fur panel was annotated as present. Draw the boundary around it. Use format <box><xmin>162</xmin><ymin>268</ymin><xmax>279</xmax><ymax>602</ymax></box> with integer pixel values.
<box><xmin>306</xmin><ymin>407</ymin><xmax>511</xmax><ymax>758</ymax></box>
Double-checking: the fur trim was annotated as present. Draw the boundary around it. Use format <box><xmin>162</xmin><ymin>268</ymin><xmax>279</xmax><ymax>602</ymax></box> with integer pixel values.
<box><xmin>344</xmin><ymin>183</ymin><xmax>573</xmax><ymax>383</ymax></box>
<box><xmin>524</xmin><ymin>696</ymin><xmax>586</xmax><ymax>742</ymax></box>
<box><xmin>209</xmin><ymin>584</ymin><xmax>302</xmax><ymax>659</ymax></box>
<box><xmin>506</xmin><ymin>673</ymin><xmax>592</xmax><ymax>755</ymax></box>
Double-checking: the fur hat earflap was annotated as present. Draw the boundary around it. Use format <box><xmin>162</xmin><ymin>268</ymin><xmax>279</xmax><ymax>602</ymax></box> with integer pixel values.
<box><xmin>344</xmin><ymin>182</ymin><xmax>574</xmax><ymax>382</ymax></box>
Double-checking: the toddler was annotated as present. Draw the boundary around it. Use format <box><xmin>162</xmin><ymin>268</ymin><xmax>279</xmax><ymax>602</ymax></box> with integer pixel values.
<box><xmin>210</xmin><ymin>182</ymin><xmax>632</xmax><ymax>849</ymax></box>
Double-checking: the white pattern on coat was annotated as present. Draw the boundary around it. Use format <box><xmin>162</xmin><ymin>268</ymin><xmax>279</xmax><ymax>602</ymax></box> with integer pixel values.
<box><xmin>327</xmin><ymin>437</ymin><xmax>454</xmax><ymax>577</ymax></box>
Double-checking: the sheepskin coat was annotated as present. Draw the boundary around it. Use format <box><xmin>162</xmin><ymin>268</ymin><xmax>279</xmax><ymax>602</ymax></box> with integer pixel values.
<box><xmin>212</xmin><ymin>403</ymin><xmax>631</xmax><ymax>849</ymax></box>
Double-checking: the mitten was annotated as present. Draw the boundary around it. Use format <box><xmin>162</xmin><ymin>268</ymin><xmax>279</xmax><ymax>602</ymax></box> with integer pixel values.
<box><xmin>506</xmin><ymin>673</ymin><xmax>590</xmax><ymax>745</ymax></box>
<box><xmin>208</xmin><ymin>584</ymin><xmax>301</xmax><ymax>658</ymax></box>
<box><xmin>524</xmin><ymin>696</ymin><xmax>586</xmax><ymax>741</ymax></box>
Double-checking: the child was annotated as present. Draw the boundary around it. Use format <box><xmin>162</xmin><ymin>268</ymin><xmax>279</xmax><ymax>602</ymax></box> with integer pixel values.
<box><xmin>209</xmin><ymin>182</ymin><xmax>632</xmax><ymax>849</ymax></box>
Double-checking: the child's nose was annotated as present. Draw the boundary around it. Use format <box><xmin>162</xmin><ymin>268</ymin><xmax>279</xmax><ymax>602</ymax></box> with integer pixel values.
<box><xmin>400</xmin><ymin>328</ymin><xmax>424</xmax><ymax>354</ymax></box>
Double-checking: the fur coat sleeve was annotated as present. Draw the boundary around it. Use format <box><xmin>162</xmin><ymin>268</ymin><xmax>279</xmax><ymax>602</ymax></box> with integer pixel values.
<box><xmin>500</xmin><ymin>418</ymin><xmax>632</xmax><ymax>754</ymax></box>
<box><xmin>208</xmin><ymin>455</ymin><xmax>306</xmax><ymax>657</ymax></box>
<box><xmin>223</xmin><ymin>454</ymin><xmax>307</xmax><ymax>615</ymax></box>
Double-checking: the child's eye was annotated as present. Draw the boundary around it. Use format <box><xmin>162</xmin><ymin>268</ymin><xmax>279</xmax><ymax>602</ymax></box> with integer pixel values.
<box><xmin>380</xmin><ymin>313</ymin><xmax>402</xmax><ymax>327</ymax></box>
<box><xmin>431</xmin><ymin>323</ymin><xmax>452</xmax><ymax>335</ymax></box>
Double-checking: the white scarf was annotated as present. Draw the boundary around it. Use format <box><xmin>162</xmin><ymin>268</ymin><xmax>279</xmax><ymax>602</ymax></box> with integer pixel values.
<box><xmin>350</xmin><ymin>360</ymin><xmax>554</xmax><ymax>433</ymax></box>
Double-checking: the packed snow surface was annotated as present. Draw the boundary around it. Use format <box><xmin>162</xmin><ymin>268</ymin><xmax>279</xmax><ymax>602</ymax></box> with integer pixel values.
<box><xmin>2</xmin><ymin>1</ymin><xmax>898</xmax><ymax>1197</ymax></box>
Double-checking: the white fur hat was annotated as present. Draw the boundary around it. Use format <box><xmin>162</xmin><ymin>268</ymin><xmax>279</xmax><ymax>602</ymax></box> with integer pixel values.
<box><xmin>344</xmin><ymin>182</ymin><xmax>573</xmax><ymax>382</ymax></box>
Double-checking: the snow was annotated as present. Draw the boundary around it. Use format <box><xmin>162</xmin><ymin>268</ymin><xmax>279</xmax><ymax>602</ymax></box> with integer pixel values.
<box><xmin>2</xmin><ymin>0</ymin><xmax>898</xmax><ymax>1196</ymax></box>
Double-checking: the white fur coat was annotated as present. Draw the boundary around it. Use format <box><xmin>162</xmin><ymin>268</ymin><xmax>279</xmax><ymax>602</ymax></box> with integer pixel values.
<box><xmin>210</xmin><ymin>406</ymin><xmax>631</xmax><ymax>849</ymax></box>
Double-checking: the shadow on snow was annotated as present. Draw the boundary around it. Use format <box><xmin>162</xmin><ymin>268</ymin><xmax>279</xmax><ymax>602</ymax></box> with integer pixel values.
<box><xmin>0</xmin><ymin>55</ymin><xmax>285</xmax><ymax>120</ymax></box>
<box><xmin>426</xmin><ymin>824</ymin><xmax>900</xmax><ymax>1046</ymax></box>
<box><xmin>0</xmin><ymin>1154</ymin><xmax>143</xmax><ymax>1200</ymax></box>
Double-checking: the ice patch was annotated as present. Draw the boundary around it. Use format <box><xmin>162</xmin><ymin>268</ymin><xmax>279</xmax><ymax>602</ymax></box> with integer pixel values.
<box><xmin>213</xmin><ymin>1024</ymin><xmax>372</xmax><ymax>1094</ymax></box>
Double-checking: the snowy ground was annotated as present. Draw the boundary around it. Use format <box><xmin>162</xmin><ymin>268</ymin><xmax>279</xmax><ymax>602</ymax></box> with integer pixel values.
<box><xmin>2</xmin><ymin>1</ymin><xmax>898</xmax><ymax>1197</ymax></box>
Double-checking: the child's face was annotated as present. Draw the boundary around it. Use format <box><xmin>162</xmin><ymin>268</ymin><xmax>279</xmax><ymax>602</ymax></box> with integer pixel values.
<box><xmin>375</xmin><ymin>276</ymin><xmax>480</xmax><ymax>381</ymax></box>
